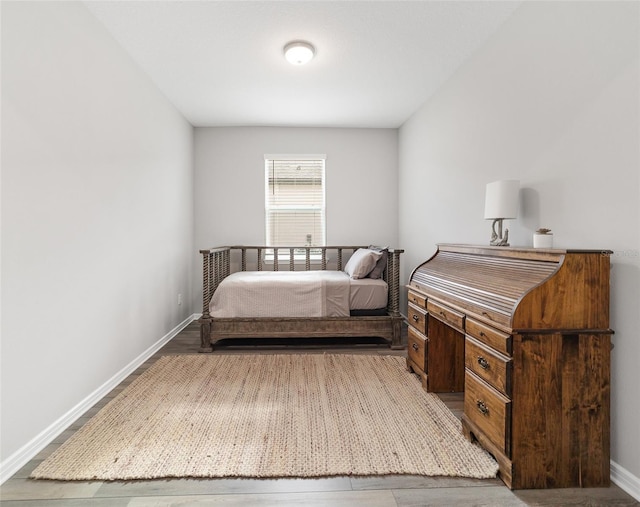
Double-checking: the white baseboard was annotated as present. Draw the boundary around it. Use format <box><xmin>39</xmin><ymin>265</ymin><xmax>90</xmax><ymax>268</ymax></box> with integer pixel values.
<box><xmin>0</xmin><ymin>313</ymin><xmax>197</xmax><ymax>485</ymax></box>
<box><xmin>611</xmin><ymin>459</ymin><xmax>640</xmax><ymax>501</ymax></box>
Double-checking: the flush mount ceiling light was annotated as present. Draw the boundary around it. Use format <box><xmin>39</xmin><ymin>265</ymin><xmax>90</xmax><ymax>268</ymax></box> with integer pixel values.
<box><xmin>284</xmin><ymin>40</ymin><xmax>315</xmax><ymax>65</ymax></box>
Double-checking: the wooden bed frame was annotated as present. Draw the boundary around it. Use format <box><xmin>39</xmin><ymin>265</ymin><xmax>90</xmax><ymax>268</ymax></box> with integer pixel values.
<box><xmin>199</xmin><ymin>245</ymin><xmax>404</xmax><ymax>351</ymax></box>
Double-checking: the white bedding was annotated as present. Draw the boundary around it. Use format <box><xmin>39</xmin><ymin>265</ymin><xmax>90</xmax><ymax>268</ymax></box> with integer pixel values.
<box><xmin>209</xmin><ymin>271</ymin><xmax>351</xmax><ymax>318</ymax></box>
<box><xmin>209</xmin><ymin>271</ymin><xmax>388</xmax><ymax>318</ymax></box>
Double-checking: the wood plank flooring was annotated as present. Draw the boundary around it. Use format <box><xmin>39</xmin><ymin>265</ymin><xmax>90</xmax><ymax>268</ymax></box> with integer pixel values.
<box><xmin>1</xmin><ymin>322</ymin><xmax>637</xmax><ymax>506</ymax></box>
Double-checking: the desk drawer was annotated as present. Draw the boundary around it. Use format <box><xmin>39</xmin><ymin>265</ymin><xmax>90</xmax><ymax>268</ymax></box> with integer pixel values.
<box><xmin>465</xmin><ymin>370</ymin><xmax>511</xmax><ymax>457</ymax></box>
<box><xmin>465</xmin><ymin>336</ymin><xmax>512</xmax><ymax>397</ymax></box>
<box><xmin>407</xmin><ymin>326</ymin><xmax>427</xmax><ymax>372</ymax></box>
<box><xmin>466</xmin><ymin>318</ymin><xmax>512</xmax><ymax>356</ymax></box>
<box><xmin>427</xmin><ymin>300</ymin><xmax>465</xmax><ymax>332</ymax></box>
<box><xmin>408</xmin><ymin>302</ymin><xmax>428</xmax><ymax>335</ymax></box>
<box><xmin>408</xmin><ymin>289</ymin><xmax>427</xmax><ymax>309</ymax></box>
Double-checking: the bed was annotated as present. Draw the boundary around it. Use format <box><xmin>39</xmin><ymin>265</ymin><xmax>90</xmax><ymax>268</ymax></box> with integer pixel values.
<box><xmin>199</xmin><ymin>245</ymin><xmax>404</xmax><ymax>351</ymax></box>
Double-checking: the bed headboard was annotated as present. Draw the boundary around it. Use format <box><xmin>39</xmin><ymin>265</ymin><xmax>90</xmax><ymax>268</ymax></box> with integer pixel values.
<box><xmin>199</xmin><ymin>246</ymin><xmax>404</xmax><ymax>319</ymax></box>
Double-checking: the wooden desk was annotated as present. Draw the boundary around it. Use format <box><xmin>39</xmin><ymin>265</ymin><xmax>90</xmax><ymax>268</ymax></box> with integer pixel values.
<box><xmin>407</xmin><ymin>244</ymin><xmax>612</xmax><ymax>490</ymax></box>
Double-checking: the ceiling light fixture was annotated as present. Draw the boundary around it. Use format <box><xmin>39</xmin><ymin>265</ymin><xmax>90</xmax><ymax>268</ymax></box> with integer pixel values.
<box><xmin>284</xmin><ymin>40</ymin><xmax>315</xmax><ymax>65</ymax></box>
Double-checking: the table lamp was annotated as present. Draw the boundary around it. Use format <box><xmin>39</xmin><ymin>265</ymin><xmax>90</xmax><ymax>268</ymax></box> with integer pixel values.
<box><xmin>484</xmin><ymin>180</ymin><xmax>519</xmax><ymax>246</ymax></box>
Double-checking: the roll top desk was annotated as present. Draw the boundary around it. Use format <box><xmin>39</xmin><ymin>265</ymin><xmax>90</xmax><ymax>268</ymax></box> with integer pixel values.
<box><xmin>407</xmin><ymin>244</ymin><xmax>612</xmax><ymax>490</ymax></box>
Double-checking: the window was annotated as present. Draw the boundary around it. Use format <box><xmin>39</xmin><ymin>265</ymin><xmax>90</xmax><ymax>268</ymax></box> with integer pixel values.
<box><xmin>264</xmin><ymin>155</ymin><xmax>326</xmax><ymax>252</ymax></box>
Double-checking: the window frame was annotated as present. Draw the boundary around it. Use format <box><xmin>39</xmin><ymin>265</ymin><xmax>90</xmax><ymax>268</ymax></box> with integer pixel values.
<box><xmin>264</xmin><ymin>154</ymin><xmax>327</xmax><ymax>261</ymax></box>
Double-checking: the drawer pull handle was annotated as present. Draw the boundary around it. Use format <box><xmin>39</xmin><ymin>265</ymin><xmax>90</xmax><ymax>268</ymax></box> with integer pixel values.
<box><xmin>479</xmin><ymin>331</ymin><xmax>486</xmax><ymax>337</ymax></box>
<box><xmin>439</xmin><ymin>311</ymin><xmax>445</xmax><ymax>316</ymax></box>
<box><xmin>477</xmin><ymin>356</ymin><xmax>490</xmax><ymax>370</ymax></box>
<box><xmin>412</xmin><ymin>315</ymin><xmax>419</xmax><ymax>322</ymax></box>
<box><xmin>412</xmin><ymin>343</ymin><xmax>419</xmax><ymax>351</ymax></box>
<box><xmin>476</xmin><ymin>400</ymin><xmax>490</xmax><ymax>416</ymax></box>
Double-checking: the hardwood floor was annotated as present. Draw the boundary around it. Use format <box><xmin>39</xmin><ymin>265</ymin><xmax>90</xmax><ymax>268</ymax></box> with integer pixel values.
<box><xmin>1</xmin><ymin>321</ymin><xmax>637</xmax><ymax>506</ymax></box>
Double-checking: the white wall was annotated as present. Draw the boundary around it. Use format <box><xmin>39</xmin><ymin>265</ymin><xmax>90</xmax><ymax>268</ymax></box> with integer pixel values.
<box><xmin>194</xmin><ymin>127</ymin><xmax>398</xmax><ymax>303</ymax></box>
<box><xmin>1</xmin><ymin>1</ymin><xmax>194</xmax><ymax>474</ymax></box>
<box><xmin>399</xmin><ymin>0</ymin><xmax>639</xmax><ymax>493</ymax></box>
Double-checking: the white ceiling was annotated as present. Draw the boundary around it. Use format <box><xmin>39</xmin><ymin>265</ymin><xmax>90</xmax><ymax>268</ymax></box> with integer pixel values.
<box><xmin>85</xmin><ymin>1</ymin><xmax>520</xmax><ymax>128</ymax></box>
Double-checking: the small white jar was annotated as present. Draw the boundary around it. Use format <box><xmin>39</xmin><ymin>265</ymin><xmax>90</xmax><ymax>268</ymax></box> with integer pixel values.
<box><xmin>533</xmin><ymin>232</ymin><xmax>553</xmax><ymax>249</ymax></box>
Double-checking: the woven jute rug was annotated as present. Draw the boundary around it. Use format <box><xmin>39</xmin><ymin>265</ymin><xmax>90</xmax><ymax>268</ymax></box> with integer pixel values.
<box><xmin>31</xmin><ymin>354</ymin><xmax>498</xmax><ymax>481</ymax></box>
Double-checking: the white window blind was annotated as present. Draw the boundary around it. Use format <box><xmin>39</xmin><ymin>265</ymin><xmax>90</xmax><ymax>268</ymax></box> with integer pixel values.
<box><xmin>265</xmin><ymin>156</ymin><xmax>326</xmax><ymax>248</ymax></box>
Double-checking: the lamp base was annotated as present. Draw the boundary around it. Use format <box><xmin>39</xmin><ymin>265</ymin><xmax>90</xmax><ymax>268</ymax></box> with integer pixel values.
<box><xmin>490</xmin><ymin>236</ymin><xmax>510</xmax><ymax>247</ymax></box>
<box><xmin>489</xmin><ymin>219</ymin><xmax>510</xmax><ymax>247</ymax></box>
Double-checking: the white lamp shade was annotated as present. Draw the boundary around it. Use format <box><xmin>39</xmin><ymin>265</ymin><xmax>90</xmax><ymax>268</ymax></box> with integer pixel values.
<box><xmin>484</xmin><ymin>180</ymin><xmax>520</xmax><ymax>219</ymax></box>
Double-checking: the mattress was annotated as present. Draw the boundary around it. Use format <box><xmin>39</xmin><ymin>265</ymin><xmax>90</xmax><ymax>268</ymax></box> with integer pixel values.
<box><xmin>349</xmin><ymin>277</ymin><xmax>388</xmax><ymax>310</ymax></box>
<box><xmin>209</xmin><ymin>271</ymin><xmax>388</xmax><ymax>318</ymax></box>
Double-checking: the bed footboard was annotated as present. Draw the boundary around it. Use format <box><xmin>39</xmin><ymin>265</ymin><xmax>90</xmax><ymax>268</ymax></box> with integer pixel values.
<box><xmin>199</xmin><ymin>247</ymin><xmax>230</xmax><ymax>352</ymax></box>
<box><xmin>199</xmin><ymin>246</ymin><xmax>404</xmax><ymax>351</ymax></box>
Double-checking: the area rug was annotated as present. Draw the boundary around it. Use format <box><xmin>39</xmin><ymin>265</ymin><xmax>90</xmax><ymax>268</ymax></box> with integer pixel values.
<box><xmin>31</xmin><ymin>354</ymin><xmax>498</xmax><ymax>481</ymax></box>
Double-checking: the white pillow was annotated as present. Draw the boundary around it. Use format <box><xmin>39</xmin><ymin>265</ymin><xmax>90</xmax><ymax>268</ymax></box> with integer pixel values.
<box><xmin>344</xmin><ymin>248</ymin><xmax>383</xmax><ymax>279</ymax></box>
